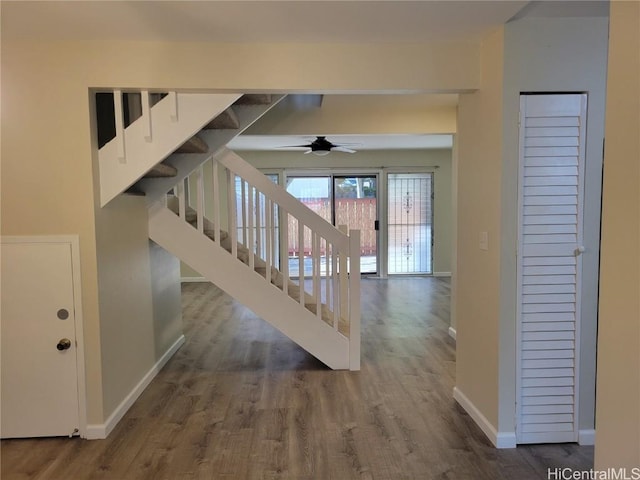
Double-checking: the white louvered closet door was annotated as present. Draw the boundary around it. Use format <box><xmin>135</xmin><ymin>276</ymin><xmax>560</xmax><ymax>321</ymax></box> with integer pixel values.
<box><xmin>516</xmin><ymin>94</ymin><xmax>587</xmax><ymax>444</ymax></box>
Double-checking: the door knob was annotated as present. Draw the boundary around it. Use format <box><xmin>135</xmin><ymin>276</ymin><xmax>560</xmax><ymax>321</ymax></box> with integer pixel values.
<box><xmin>57</xmin><ymin>338</ymin><xmax>72</xmax><ymax>351</ymax></box>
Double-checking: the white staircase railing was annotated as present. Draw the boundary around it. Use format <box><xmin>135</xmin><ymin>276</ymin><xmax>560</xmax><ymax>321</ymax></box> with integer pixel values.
<box><xmin>98</xmin><ymin>90</ymin><xmax>242</xmax><ymax>207</ymax></box>
<box><xmin>155</xmin><ymin>148</ymin><xmax>361</xmax><ymax>370</ymax></box>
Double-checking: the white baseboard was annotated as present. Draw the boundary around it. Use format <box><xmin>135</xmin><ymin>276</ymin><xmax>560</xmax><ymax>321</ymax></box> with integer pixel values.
<box><xmin>85</xmin><ymin>335</ymin><xmax>185</xmax><ymax>440</ymax></box>
<box><xmin>433</xmin><ymin>272</ymin><xmax>452</xmax><ymax>277</ymax></box>
<box><xmin>448</xmin><ymin>326</ymin><xmax>457</xmax><ymax>341</ymax></box>
<box><xmin>453</xmin><ymin>386</ymin><xmax>517</xmax><ymax>449</ymax></box>
<box><xmin>579</xmin><ymin>429</ymin><xmax>595</xmax><ymax>445</ymax></box>
<box><xmin>181</xmin><ymin>276</ymin><xmax>207</xmax><ymax>283</ymax></box>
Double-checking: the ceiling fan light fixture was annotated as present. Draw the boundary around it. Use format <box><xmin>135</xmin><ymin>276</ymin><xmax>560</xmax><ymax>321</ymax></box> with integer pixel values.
<box><xmin>278</xmin><ymin>136</ymin><xmax>359</xmax><ymax>155</ymax></box>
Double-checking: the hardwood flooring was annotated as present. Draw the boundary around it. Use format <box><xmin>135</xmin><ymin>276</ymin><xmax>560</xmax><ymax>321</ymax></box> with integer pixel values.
<box><xmin>1</xmin><ymin>277</ymin><xmax>593</xmax><ymax>479</ymax></box>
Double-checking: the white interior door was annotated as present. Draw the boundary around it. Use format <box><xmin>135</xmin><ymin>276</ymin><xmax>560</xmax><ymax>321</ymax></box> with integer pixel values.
<box><xmin>1</xmin><ymin>240</ymin><xmax>81</xmax><ymax>438</ymax></box>
<box><xmin>516</xmin><ymin>94</ymin><xmax>587</xmax><ymax>443</ymax></box>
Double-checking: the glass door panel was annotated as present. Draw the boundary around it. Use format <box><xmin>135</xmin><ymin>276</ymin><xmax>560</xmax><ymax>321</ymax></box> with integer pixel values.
<box><xmin>286</xmin><ymin>177</ymin><xmax>331</xmax><ymax>277</ymax></box>
<box><xmin>334</xmin><ymin>176</ymin><xmax>377</xmax><ymax>274</ymax></box>
<box><xmin>388</xmin><ymin>173</ymin><xmax>433</xmax><ymax>274</ymax></box>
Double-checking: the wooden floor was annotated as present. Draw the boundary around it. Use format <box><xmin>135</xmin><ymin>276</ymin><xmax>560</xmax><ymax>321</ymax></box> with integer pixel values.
<box><xmin>1</xmin><ymin>277</ymin><xmax>593</xmax><ymax>480</ymax></box>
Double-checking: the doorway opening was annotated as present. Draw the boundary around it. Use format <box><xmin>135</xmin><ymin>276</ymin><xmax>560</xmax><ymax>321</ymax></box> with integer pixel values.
<box><xmin>286</xmin><ymin>174</ymin><xmax>378</xmax><ymax>276</ymax></box>
<box><xmin>387</xmin><ymin>173</ymin><xmax>434</xmax><ymax>275</ymax></box>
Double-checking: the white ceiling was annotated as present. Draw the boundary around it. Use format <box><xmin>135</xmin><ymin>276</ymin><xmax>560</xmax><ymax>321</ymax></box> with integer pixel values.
<box><xmin>2</xmin><ymin>1</ymin><xmax>528</xmax><ymax>43</ymax></box>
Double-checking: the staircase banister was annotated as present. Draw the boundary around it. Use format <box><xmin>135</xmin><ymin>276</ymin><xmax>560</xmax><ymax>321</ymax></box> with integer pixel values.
<box><xmin>216</xmin><ymin>149</ymin><xmax>350</xmax><ymax>251</ymax></box>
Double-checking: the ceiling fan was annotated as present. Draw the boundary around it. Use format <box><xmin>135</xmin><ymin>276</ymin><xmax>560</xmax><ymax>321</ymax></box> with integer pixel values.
<box><xmin>280</xmin><ymin>136</ymin><xmax>359</xmax><ymax>156</ymax></box>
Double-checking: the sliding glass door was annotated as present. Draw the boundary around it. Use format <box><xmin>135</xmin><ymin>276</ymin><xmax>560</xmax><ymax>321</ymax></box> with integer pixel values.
<box><xmin>387</xmin><ymin>173</ymin><xmax>433</xmax><ymax>274</ymax></box>
<box><xmin>333</xmin><ymin>176</ymin><xmax>377</xmax><ymax>274</ymax></box>
<box><xmin>286</xmin><ymin>175</ymin><xmax>378</xmax><ymax>276</ymax></box>
<box><xmin>285</xmin><ymin>177</ymin><xmax>332</xmax><ymax>277</ymax></box>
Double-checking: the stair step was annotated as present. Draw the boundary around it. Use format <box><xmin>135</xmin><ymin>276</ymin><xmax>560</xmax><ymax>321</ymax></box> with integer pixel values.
<box><xmin>219</xmin><ymin>236</ymin><xmax>250</xmax><ymax>264</ymax></box>
<box><xmin>252</xmin><ymin>264</ymin><xmax>341</xmax><ymax>331</ymax></box>
<box><xmin>203</xmin><ymin>107</ymin><xmax>240</xmax><ymax>130</ymax></box>
<box><xmin>185</xmin><ymin>211</ymin><xmax>197</xmax><ymax>223</ymax></box>
<box><xmin>203</xmin><ymin>229</ymin><xmax>229</xmax><ymax>242</ymax></box>
<box><xmin>306</xmin><ymin>300</ymin><xmax>348</xmax><ymax>335</ymax></box>
<box><xmin>124</xmin><ymin>187</ymin><xmax>146</xmax><ymax>196</ymax></box>
<box><xmin>254</xmin><ymin>265</ymin><xmax>281</xmax><ymax>282</ymax></box>
<box><xmin>304</xmin><ymin>302</ymin><xmax>334</xmax><ymax>322</ymax></box>
<box><xmin>235</xmin><ymin>94</ymin><xmax>272</xmax><ymax>105</ymax></box>
<box><xmin>175</xmin><ymin>135</ymin><xmax>209</xmax><ymax>154</ymax></box>
<box><xmin>144</xmin><ymin>163</ymin><xmax>178</xmax><ymax>178</ymax></box>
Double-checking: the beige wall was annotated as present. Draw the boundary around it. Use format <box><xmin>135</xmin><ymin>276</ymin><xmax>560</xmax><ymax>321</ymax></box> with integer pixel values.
<box><xmin>595</xmin><ymin>1</ymin><xmax>640</xmax><ymax>468</ymax></box>
<box><xmin>149</xmin><ymin>241</ymin><xmax>183</xmax><ymax>359</ymax></box>
<box><xmin>244</xmin><ymin>94</ymin><xmax>457</xmax><ymax>135</ymax></box>
<box><xmin>94</xmin><ymin>196</ymin><xmax>170</xmax><ymax>415</ymax></box>
<box><xmin>455</xmin><ymin>27</ymin><xmax>505</xmax><ymax>429</ymax></box>
<box><xmin>2</xmin><ymin>44</ymin><xmax>105</xmax><ymax>422</ymax></box>
<box><xmin>1</xmin><ymin>37</ymin><xmax>480</xmax><ymax>424</ymax></box>
<box><xmin>501</xmin><ymin>15</ymin><xmax>609</xmax><ymax>435</ymax></box>
<box><xmin>456</xmin><ymin>14</ymin><xmax>610</xmax><ymax>442</ymax></box>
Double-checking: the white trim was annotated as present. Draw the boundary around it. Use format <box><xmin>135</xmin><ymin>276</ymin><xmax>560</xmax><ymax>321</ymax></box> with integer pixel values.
<box><xmin>578</xmin><ymin>429</ymin><xmax>595</xmax><ymax>445</ymax></box>
<box><xmin>0</xmin><ymin>235</ymin><xmax>87</xmax><ymax>438</ymax></box>
<box><xmin>453</xmin><ymin>387</ymin><xmax>516</xmax><ymax>449</ymax></box>
<box><xmin>433</xmin><ymin>272</ymin><xmax>451</xmax><ymax>277</ymax></box>
<box><xmin>85</xmin><ymin>335</ymin><xmax>185</xmax><ymax>439</ymax></box>
<box><xmin>448</xmin><ymin>326</ymin><xmax>457</xmax><ymax>341</ymax></box>
<box><xmin>68</xmin><ymin>236</ymin><xmax>87</xmax><ymax>439</ymax></box>
<box><xmin>181</xmin><ymin>276</ymin><xmax>208</xmax><ymax>283</ymax></box>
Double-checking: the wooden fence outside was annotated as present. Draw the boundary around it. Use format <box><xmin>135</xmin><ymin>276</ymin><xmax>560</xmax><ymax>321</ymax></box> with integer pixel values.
<box><xmin>287</xmin><ymin>198</ymin><xmax>376</xmax><ymax>256</ymax></box>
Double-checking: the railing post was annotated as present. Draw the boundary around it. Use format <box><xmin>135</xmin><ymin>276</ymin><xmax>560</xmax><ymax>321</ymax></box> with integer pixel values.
<box><xmin>212</xmin><ymin>159</ymin><xmax>221</xmax><ymax>244</ymax></box>
<box><xmin>141</xmin><ymin>90</ymin><xmax>152</xmax><ymax>142</ymax></box>
<box><xmin>240</xmin><ymin>179</ymin><xmax>247</xmax><ymax>245</ymax></box>
<box><xmin>196</xmin><ymin>165</ymin><xmax>204</xmax><ymax>234</ymax></box>
<box><xmin>298</xmin><ymin>221</ymin><xmax>305</xmax><ymax>305</ymax></box>
<box><xmin>313</xmin><ymin>233</ymin><xmax>321</xmax><ymax>320</ymax></box>
<box><xmin>331</xmin><ymin>241</ymin><xmax>339</xmax><ymax>330</ymax></box>
<box><xmin>348</xmin><ymin>229</ymin><xmax>361</xmax><ymax>371</ymax></box>
<box><xmin>265</xmin><ymin>198</ymin><xmax>273</xmax><ymax>284</ymax></box>
<box><xmin>227</xmin><ymin>169</ymin><xmax>238</xmax><ymax>259</ymax></box>
<box><xmin>248</xmin><ymin>183</ymin><xmax>255</xmax><ymax>270</ymax></box>
<box><xmin>176</xmin><ymin>179</ymin><xmax>186</xmax><ymax>222</ymax></box>
<box><xmin>168</xmin><ymin>91</ymin><xmax>178</xmax><ymax>122</ymax></box>
<box><xmin>255</xmin><ymin>189</ymin><xmax>262</xmax><ymax>258</ymax></box>
<box><xmin>281</xmin><ymin>209</ymin><xmax>289</xmax><ymax>295</ymax></box>
<box><xmin>113</xmin><ymin>89</ymin><xmax>126</xmax><ymax>163</ymax></box>
<box><xmin>338</xmin><ymin>225</ymin><xmax>349</xmax><ymax>325</ymax></box>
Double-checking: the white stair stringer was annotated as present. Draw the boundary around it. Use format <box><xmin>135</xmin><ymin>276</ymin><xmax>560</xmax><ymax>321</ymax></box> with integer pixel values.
<box><xmin>139</xmin><ymin>95</ymin><xmax>286</xmax><ymax>205</ymax></box>
<box><xmin>99</xmin><ymin>93</ymin><xmax>242</xmax><ymax>207</ymax></box>
<box><xmin>148</xmin><ymin>204</ymin><xmax>351</xmax><ymax>370</ymax></box>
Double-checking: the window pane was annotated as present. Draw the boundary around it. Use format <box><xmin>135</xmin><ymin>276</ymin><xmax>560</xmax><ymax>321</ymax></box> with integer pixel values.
<box><xmin>388</xmin><ymin>173</ymin><xmax>433</xmax><ymax>274</ymax></box>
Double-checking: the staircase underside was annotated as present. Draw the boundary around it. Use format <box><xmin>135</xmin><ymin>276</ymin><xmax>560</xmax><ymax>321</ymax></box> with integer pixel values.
<box><xmin>149</xmin><ymin>204</ymin><xmax>351</xmax><ymax>370</ymax></box>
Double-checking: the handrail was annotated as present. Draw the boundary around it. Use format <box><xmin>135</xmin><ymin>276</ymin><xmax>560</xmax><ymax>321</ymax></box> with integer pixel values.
<box><xmin>216</xmin><ymin>148</ymin><xmax>350</xmax><ymax>251</ymax></box>
<box><xmin>97</xmin><ymin>90</ymin><xmax>242</xmax><ymax>206</ymax></box>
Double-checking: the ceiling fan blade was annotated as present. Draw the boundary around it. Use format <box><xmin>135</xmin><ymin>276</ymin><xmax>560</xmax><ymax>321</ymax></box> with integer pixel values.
<box><xmin>332</xmin><ymin>146</ymin><xmax>357</xmax><ymax>153</ymax></box>
<box><xmin>303</xmin><ymin>149</ymin><xmax>313</xmax><ymax>154</ymax></box>
<box><xmin>277</xmin><ymin>144</ymin><xmax>313</xmax><ymax>148</ymax></box>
